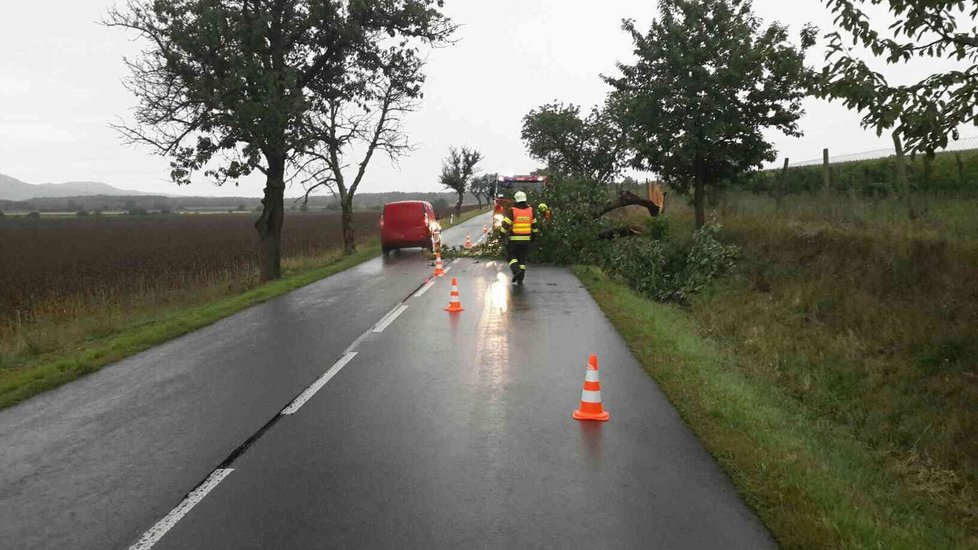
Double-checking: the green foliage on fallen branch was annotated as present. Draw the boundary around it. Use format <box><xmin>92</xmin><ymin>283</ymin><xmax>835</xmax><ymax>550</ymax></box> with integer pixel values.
<box><xmin>525</xmin><ymin>177</ymin><xmax>739</xmax><ymax>303</ymax></box>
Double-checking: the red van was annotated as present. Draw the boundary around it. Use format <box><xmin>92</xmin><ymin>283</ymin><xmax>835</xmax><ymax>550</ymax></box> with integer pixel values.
<box><xmin>380</xmin><ymin>201</ymin><xmax>441</xmax><ymax>254</ymax></box>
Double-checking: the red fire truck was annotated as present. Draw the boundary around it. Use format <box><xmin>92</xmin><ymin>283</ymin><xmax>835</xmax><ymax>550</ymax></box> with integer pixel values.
<box><xmin>492</xmin><ymin>175</ymin><xmax>547</xmax><ymax>229</ymax></box>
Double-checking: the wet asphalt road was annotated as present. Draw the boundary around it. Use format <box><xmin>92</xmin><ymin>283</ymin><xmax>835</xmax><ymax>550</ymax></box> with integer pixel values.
<box><xmin>155</xmin><ymin>263</ymin><xmax>772</xmax><ymax>549</ymax></box>
<box><xmin>0</xmin><ymin>213</ymin><xmax>492</xmax><ymax>549</ymax></box>
<box><xmin>1</xmin><ymin>212</ymin><xmax>774</xmax><ymax>549</ymax></box>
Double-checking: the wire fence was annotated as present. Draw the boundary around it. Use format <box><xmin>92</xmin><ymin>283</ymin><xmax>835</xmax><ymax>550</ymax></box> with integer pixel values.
<box><xmin>790</xmin><ymin>135</ymin><xmax>978</xmax><ymax>167</ymax></box>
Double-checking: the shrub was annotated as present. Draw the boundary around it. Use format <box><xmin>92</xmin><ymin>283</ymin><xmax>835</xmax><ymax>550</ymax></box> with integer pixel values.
<box><xmin>26</xmin><ymin>211</ymin><xmax>41</xmax><ymax>219</ymax></box>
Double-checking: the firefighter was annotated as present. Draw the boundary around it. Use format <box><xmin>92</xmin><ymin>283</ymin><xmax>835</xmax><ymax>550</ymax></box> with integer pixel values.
<box><xmin>499</xmin><ymin>191</ymin><xmax>539</xmax><ymax>285</ymax></box>
<box><xmin>537</xmin><ymin>202</ymin><xmax>552</xmax><ymax>225</ymax></box>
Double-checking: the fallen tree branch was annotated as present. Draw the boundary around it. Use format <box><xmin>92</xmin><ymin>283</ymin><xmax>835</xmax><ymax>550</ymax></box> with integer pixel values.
<box><xmin>595</xmin><ymin>190</ymin><xmax>663</xmax><ymax>218</ymax></box>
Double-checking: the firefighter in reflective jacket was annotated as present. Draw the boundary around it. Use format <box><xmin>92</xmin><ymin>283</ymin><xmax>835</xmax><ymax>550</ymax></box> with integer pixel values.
<box><xmin>499</xmin><ymin>191</ymin><xmax>540</xmax><ymax>284</ymax></box>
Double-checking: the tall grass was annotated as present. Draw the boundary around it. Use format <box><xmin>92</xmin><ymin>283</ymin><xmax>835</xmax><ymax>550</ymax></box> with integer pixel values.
<box><xmin>671</xmin><ymin>192</ymin><xmax>978</xmax><ymax>537</ymax></box>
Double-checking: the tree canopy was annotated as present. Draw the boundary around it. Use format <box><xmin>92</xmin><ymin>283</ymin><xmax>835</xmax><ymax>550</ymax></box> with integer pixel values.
<box><xmin>469</xmin><ymin>173</ymin><xmax>499</xmax><ymax>207</ymax></box>
<box><xmin>521</xmin><ymin>101</ymin><xmax>627</xmax><ymax>184</ymax></box>
<box><xmin>606</xmin><ymin>0</ymin><xmax>815</xmax><ymax>228</ymax></box>
<box><xmin>818</xmin><ymin>0</ymin><xmax>978</xmax><ymax>154</ymax></box>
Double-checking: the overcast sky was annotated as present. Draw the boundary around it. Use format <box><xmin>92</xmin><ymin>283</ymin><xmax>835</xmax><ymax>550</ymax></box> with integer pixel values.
<box><xmin>0</xmin><ymin>1</ymin><xmax>971</xmax><ymax>197</ymax></box>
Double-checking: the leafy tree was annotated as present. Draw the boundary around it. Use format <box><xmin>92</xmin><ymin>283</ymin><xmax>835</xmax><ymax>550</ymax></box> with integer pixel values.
<box><xmin>818</xmin><ymin>1</ymin><xmax>978</xmax><ymax>155</ymax></box>
<box><xmin>607</xmin><ymin>0</ymin><xmax>815</xmax><ymax>229</ymax></box>
<box><xmin>439</xmin><ymin>146</ymin><xmax>483</xmax><ymax>216</ymax></box>
<box><xmin>521</xmin><ymin>102</ymin><xmax>627</xmax><ymax>184</ymax></box>
<box><xmin>107</xmin><ymin>0</ymin><xmax>453</xmax><ymax>281</ymax></box>
<box><xmin>469</xmin><ymin>173</ymin><xmax>499</xmax><ymax>207</ymax></box>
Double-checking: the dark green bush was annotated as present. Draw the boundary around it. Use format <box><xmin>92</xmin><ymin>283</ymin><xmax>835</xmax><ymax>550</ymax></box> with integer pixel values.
<box><xmin>532</xmin><ymin>176</ymin><xmax>737</xmax><ymax>303</ymax></box>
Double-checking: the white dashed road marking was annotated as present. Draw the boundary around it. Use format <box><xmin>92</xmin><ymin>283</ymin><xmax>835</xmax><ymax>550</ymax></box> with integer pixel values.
<box><xmin>129</xmin><ymin>468</ymin><xmax>234</xmax><ymax>550</ymax></box>
<box><xmin>281</xmin><ymin>352</ymin><xmax>359</xmax><ymax>415</ymax></box>
<box><xmin>373</xmin><ymin>304</ymin><xmax>408</xmax><ymax>333</ymax></box>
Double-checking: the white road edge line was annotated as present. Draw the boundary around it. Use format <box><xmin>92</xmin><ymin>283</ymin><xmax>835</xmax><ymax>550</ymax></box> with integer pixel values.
<box><xmin>442</xmin><ymin>266</ymin><xmax>452</xmax><ymax>275</ymax></box>
<box><xmin>129</xmin><ymin>468</ymin><xmax>233</xmax><ymax>550</ymax></box>
<box><xmin>413</xmin><ymin>280</ymin><xmax>436</xmax><ymax>298</ymax></box>
<box><xmin>281</xmin><ymin>352</ymin><xmax>358</xmax><ymax>415</ymax></box>
<box><xmin>373</xmin><ymin>304</ymin><xmax>408</xmax><ymax>333</ymax></box>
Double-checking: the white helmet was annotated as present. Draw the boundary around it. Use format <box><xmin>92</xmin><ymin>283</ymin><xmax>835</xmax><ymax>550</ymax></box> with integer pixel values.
<box><xmin>513</xmin><ymin>191</ymin><xmax>527</xmax><ymax>203</ymax></box>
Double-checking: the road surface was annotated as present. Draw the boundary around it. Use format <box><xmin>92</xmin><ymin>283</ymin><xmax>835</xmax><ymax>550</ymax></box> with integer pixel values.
<box><xmin>0</xmin><ymin>211</ymin><xmax>773</xmax><ymax>549</ymax></box>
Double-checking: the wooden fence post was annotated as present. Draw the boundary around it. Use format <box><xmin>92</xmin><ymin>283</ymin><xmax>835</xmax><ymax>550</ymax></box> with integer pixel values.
<box><xmin>892</xmin><ymin>132</ymin><xmax>913</xmax><ymax>218</ymax></box>
<box><xmin>822</xmin><ymin>148</ymin><xmax>831</xmax><ymax>192</ymax></box>
<box><xmin>778</xmin><ymin>157</ymin><xmax>790</xmax><ymax>207</ymax></box>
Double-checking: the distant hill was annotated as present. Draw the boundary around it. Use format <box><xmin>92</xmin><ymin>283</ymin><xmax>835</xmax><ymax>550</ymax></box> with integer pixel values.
<box><xmin>0</xmin><ymin>190</ymin><xmax>476</xmax><ymax>214</ymax></box>
<box><xmin>0</xmin><ymin>173</ymin><xmax>150</xmax><ymax>201</ymax></box>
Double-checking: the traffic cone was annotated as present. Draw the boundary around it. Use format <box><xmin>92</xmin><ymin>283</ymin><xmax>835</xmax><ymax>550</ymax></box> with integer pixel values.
<box><xmin>483</xmin><ymin>224</ymin><xmax>488</xmax><ymax>235</ymax></box>
<box><xmin>573</xmin><ymin>354</ymin><xmax>610</xmax><ymax>421</ymax></box>
<box><xmin>444</xmin><ymin>277</ymin><xmax>464</xmax><ymax>312</ymax></box>
<box><xmin>433</xmin><ymin>251</ymin><xmax>445</xmax><ymax>277</ymax></box>
<box><xmin>464</xmin><ymin>233</ymin><xmax>474</xmax><ymax>249</ymax></box>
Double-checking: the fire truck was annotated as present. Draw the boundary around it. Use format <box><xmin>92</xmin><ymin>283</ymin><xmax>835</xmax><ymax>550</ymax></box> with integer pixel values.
<box><xmin>492</xmin><ymin>175</ymin><xmax>547</xmax><ymax>229</ymax></box>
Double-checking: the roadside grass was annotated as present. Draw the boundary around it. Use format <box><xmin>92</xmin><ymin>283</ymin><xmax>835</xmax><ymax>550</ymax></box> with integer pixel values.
<box><xmin>0</xmin><ymin>244</ymin><xmax>379</xmax><ymax>409</ymax></box>
<box><xmin>575</xmin><ymin>265</ymin><xmax>973</xmax><ymax>549</ymax></box>
<box><xmin>0</xmin><ymin>206</ymin><xmax>486</xmax><ymax>410</ymax></box>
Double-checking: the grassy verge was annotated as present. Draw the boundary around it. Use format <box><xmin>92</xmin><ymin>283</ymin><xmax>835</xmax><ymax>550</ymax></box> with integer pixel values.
<box><xmin>575</xmin><ymin>265</ymin><xmax>974</xmax><ymax>549</ymax></box>
<box><xmin>0</xmin><ymin>244</ymin><xmax>379</xmax><ymax>410</ymax></box>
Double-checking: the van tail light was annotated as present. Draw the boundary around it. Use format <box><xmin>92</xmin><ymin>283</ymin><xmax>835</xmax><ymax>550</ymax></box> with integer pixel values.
<box><xmin>379</xmin><ymin>215</ymin><xmax>384</xmax><ymax>228</ymax></box>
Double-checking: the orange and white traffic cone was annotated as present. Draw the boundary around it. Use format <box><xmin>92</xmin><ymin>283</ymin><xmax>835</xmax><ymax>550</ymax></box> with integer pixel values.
<box><xmin>464</xmin><ymin>233</ymin><xmax>474</xmax><ymax>249</ymax></box>
<box><xmin>433</xmin><ymin>251</ymin><xmax>445</xmax><ymax>277</ymax></box>
<box><xmin>444</xmin><ymin>277</ymin><xmax>464</xmax><ymax>313</ymax></box>
<box><xmin>573</xmin><ymin>354</ymin><xmax>610</xmax><ymax>421</ymax></box>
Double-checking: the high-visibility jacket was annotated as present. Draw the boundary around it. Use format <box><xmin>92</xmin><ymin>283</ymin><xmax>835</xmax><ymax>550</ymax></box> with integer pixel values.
<box><xmin>500</xmin><ymin>205</ymin><xmax>539</xmax><ymax>241</ymax></box>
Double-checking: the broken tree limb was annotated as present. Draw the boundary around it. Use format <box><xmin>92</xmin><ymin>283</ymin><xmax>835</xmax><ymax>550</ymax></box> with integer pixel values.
<box><xmin>597</xmin><ymin>225</ymin><xmax>645</xmax><ymax>240</ymax></box>
<box><xmin>595</xmin><ymin>190</ymin><xmax>662</xmax><ymax>218</ymax></box>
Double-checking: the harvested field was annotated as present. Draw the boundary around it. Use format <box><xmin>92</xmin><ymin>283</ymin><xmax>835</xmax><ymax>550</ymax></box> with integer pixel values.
<box><xmin>0</xmin><ymin>211</ymin><xmax>381</xmax><ymax>326</ymax></box>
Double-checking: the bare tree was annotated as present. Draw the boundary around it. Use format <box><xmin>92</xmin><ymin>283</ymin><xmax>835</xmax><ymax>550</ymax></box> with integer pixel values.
<box><xmin>297</xmin><ymin>49</ymin><xmax>427</xmax><ymax>254</ymax></box>
<box><xmin>439</xmin><ymin>147</ymin><xmax>484</xmax><ymax>216</ymax></box>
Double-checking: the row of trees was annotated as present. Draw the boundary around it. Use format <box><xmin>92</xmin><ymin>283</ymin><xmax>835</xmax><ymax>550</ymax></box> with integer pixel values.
<box><xmin>521</xmin><ymin>0</ymin><xmax>978</xmax><ymax>229</ymax></box>
<box><xmin>109</xmin><ymin>0</ymin><xmax>456</xmax><ymax>280</ymax></box>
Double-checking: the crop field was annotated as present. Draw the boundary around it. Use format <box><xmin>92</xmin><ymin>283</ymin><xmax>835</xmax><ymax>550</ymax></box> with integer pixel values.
<box><xmin>0</xmin><ymin>211</ymin><xmax>382</xmax><ymax>327</ymax></box>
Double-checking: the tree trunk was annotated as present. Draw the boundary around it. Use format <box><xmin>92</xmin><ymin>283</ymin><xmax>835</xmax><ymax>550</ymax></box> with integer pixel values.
<box><xmin>455</xmin><ymin>191</ymin><xmax>463</xmax><ymax>217</ymax></box>
<box><xmin>693</xmin><ymin>174</ymin><xmax>706</xmax><ymax>229</ymax></box>
<box><xmin>255</xmin><ymin>156</ymin><xmax>286</xmax><ymax>282</ymax></box>
<box><xmin>341</xmin><ymin>198</ymin><xmax>356</xmax><ymax>255</ymax></box>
